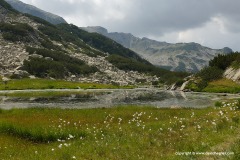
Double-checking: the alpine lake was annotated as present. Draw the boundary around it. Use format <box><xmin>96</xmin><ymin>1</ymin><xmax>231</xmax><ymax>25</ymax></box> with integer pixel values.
<box><xmin>0</xmin><ymin>88</ymin><xmax>239</xmax><ymax>109</ymax></box>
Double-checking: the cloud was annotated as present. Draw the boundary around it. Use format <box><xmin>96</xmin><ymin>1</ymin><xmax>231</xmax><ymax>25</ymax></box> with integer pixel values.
<box><xmin>20</xmin><ymin>0</ymin><xmax>240</xmax><ymax>51</ymax></box>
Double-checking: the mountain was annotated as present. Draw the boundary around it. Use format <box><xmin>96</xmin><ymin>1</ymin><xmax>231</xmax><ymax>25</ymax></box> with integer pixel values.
<box><xmin>5</xmin><ymin>0</ymin><xmax>67</xmax><ymax>24</ymax></box>
<box><xmin>0</xmin><ymin>0</ymin><xmax>187</xmax><ymax>86</ymax></box>
<box><xmin>83</xmin><ymin>26</ymin><xmax>233</xmax><ymax>73</ymax></box>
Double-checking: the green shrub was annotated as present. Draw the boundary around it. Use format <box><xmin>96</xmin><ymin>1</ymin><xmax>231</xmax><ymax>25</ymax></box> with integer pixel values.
<box><xmin>196</xmin><ymin>80</ymin><xmax>208</xmax><ymax>90</ymax></box>
<box><xmin>215</xmin><ymin>101</ymin><xmax>222</xmax><ymax>108</ymax></box>
<box><xmin>175</xmin><ymin>79</ymin><xmax>184</xmax><ymax>87</ymax></box>
<box><xmin>0</xmin><ymin>23</ymin><xmax>35</xmax><ymax>42</ymax></box>
<box><xmin>209</xmin><ymin>52</ymin><xmax>240</xmax><ymax>70</ymax></box>
<box><xmin>23</xmin><ymin>47</ymin><xmax>98</xmax><ymax>78</ymax></box>
<box><xmin>23</xmin><ymin>57</ymin><xmax>67</xmax><ymax>78</ymax></box>
<box><xmin>0</xmin><ymin>23</ymin><xmax>34</xmax><ymax>35</ymax></box>
<box><xmin>196</xmin><ymin>66</ymin><xmax>224</xmax><ymax>82</ymax></box>
<box><xmin>38</xmin><ymin>25</ymin><xmax>62</xmax><ymax>41</ymax></box>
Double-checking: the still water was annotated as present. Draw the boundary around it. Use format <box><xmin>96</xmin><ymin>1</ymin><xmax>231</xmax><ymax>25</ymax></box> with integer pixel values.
<box><xmin>0</xmin><ymin>89</ymin><xmax>239</xmax><ymax>109</ymax></box>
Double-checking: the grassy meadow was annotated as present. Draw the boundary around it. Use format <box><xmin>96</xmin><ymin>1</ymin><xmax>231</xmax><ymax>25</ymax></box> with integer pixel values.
<box><xmin>203</xmin><ymin>79</ymin><xmax>240</xmax><ymax>93</ymax></box>
<box><xmin>0</xmin><ymin>90</ymin><xmax>110</xmax><ymax>98</ymax></box>
<box><xmin>0</xmin><ymin>103</ymin><xmax>240</xmax><ymax>160</ymax></box>
<box><xmin>186</xmin><ymin>78</ymin><xmax>240</xmax><ymax>94</ymax></box>
<box><xmin>0</xmin><ymin>78</ymin><xmax>133</xmax><ymax>90</ymax></box>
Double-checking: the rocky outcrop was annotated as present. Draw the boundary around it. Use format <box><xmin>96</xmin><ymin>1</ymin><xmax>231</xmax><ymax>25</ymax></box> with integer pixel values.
<box><xmin>83</xmin><ymin>26</ymin><xmax>232</xmax><ymax>73</ymax></box>
<box><xmin>224</xmin><ymin>67</ymin><xmax>240</xmax><ymax>82</ymax></box>
<box><xmin>180</xmin><ymin>80</ymin><xmax>190</xmax><ymax>91</ymax></box>
<box><xmin>66</xmin><ymin>46</ymin><xmax>159</xmax><ymax>86</ymax></box>
<box><xmin>0</xmin><ymin>36</ymin><xmax>29</xmax><ymax>76</ymax></box>
<box><xmin>0</xmin><ymin>7</ymin><xmax>41</xmax><ymax>77</ymax></box>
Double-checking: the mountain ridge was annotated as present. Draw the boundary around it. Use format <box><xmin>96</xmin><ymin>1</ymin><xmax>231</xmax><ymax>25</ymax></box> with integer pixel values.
<box><xmin>5</xmin><ymin>0</ymin><xmax>67</xmax><ymax>24</ymax></box>
<box><xmin>82</xmin><ymin>26</ymin><xmax>232</xmax><ymax>73</ymax></box>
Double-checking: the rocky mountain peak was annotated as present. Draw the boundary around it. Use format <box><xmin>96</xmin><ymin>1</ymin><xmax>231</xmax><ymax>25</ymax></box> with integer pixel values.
<box><xmin>222</xmin><ymin>47</ymin><xmax>233</xmax><ymax>53</ymax></box>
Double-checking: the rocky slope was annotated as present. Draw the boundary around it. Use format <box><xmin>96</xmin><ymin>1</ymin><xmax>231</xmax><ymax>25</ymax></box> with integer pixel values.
<box><xmin>5</xmin><ymin>0</ymin><xmax>67</xmax><ymax>24</ymax></box>
<box><xmin>0</xmin><ymin>0</ymin><xmax>161</xmax><ymax>86</ymax></box>
<box><xmin>224</xmin><ymin>67</ymin><xmax>240</xmax><ymax>82</ymax></box>
<box><xmin>83</xmin><ymin>26</ymin><xmax>232</xmax><ymax>73</ymax></box>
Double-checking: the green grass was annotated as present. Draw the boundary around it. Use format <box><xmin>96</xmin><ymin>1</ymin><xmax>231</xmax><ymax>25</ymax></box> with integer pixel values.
<box><xmin>0</xmin><ymin>90</ymin><xmax>110</xmax><ymax>98</ymax></box>
<box><xmin>0</xmin><ymin>104</ymin><xmax>240</xmax><ymax>159</ymax></box>
<box><xmin>203</xmin><ymin>79</ymin><xmax>240</xmax><ymax>93</ymax></box>
<box><xmin>0</xmin><ymin>78</ymin><xmax>133</xmax><ymax>90</ymax></box>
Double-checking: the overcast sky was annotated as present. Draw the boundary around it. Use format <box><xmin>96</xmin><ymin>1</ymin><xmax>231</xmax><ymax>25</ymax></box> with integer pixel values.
<box><xmin>21</xmin><ymin>0</ymin><xmax>240</xmax><ymax>51</ymax></box>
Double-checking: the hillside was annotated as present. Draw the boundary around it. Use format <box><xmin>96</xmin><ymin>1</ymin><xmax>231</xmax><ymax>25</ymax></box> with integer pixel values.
<box><xmin>185</xmin><ymin>52</ymin><xmax>240</xmax><ymax>93</ymax></box>
<box><xmin>83</xmin><ymin>26</ymin><xmax>232</xmax><ymax>73</ymax></box>
<box><xmin>5</xmin><ymin>0</ymin><xmax>67</xmax><ymax>24</ymax></box>
<box><xmin>0</xmin><ymin>0</ymin><xmax>187</xmax><ymax>86</ymax></box>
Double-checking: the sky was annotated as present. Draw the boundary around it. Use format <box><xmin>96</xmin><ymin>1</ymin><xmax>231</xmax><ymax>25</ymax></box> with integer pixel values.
<box><xmin>20</xmin><ymin>0</ymin><xmax>240</xmax><ymax>51</ymax></box>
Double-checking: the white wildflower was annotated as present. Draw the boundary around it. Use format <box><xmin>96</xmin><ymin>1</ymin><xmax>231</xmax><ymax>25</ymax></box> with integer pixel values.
<box><xmin>219</xmin><ymin>111</ymin><xmax>224</xmax><ymax>116</ymax></box>
<box><xmin>58</xmin><ymin>144</ymin><xmax>62</xmax><ymax>148</ymax></box>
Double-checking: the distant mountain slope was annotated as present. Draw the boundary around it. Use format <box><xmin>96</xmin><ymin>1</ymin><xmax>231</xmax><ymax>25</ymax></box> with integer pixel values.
<box><xmin>83</xmin><ymin>26</ymin><xmax>232</xmax><ymax>73</ymax></box>
<box><xmin>5</xmin><ymin>0</ymin><xmax>67</xmax><ymax>24</ymax></box>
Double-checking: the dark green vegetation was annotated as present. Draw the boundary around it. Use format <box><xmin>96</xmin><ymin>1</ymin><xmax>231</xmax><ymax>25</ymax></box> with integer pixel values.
<box><xmin>0</xmin><ymin>103</ymin><xmax>240</xmax><ymax>159</ymax></box>
<box><xmin>0</xmin><ymin>78</ymin><xmax>129</xmax><ymax>90</ymax></box>
<box><xmin>23</xmin><ymin>47</ymin><xmax>98</xmax><ymax>79</ymax></box>
<box><xmin>0</xmin><ymin>22</ymin><xmax>36</xmax><ymax>42</ymax></box>
<box><xmin>186</xmin><ymin>52</ymin><xmax>240</xmax><ymax>93</ymax></box>
<box><xmin>209</xmin><ymin>53</ymin><xmax>240</xmax><ymax>70</ymax></box>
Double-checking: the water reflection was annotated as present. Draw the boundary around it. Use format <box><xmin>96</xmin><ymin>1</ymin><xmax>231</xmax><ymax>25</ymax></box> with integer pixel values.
<box><xmin>0</xmin><ymin>89</ymin><xmax>239</xmax><ymax>109</ymax></box>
